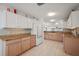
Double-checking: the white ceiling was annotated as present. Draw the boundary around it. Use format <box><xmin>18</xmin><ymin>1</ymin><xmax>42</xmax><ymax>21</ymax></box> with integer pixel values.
<box><xmin>1</xmin><ymin>3</ymin><xmax>79</xmax><ymax>22</ymax></box>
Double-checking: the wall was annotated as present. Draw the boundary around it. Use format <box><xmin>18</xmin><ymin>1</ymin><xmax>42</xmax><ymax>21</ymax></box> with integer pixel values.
<box><xmin>16</xmin><ymin>10</ymin><xmax>26</xmax><ymax>17</ymax></box>
<box><xmin>43</xmin><ymin>20</ymin><xmax>66</xmax><ymax>31</ymax></box>
<box><xmin>0</xmin><ymin>5</ymin><xmax>26</xmax><ymax>17</ymax></box>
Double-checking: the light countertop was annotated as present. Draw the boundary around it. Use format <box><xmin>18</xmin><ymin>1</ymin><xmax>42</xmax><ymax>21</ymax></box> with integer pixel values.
<box><xmin>0</xmin><ymin>28</ymin><xmax>31</xmax><ymax>36</ymax></box>
<box><xmin>0</xmin><ymin>28</ymin><xmax>32</xmax><ymax>41</ymax></box>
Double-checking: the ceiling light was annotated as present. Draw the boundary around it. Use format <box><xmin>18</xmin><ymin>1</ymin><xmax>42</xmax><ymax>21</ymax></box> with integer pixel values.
<box><xmin>55</xmin><ymin>23</ymin><xmax>59</xmax><ymax>25</ymax></box>
<box><xmin>45</xmin><ymin>26</ymin><xmax>47</xmax><ymax>27</ymax></box>
<box><xmin>50</xmin><ymin>20</ymin><xmax>55</xmax><ymax>22</ymax></box>
<box><xmin>48</xmin><ymin>12</ymin><xmax>56</xmax><ymax>16</ymax></box>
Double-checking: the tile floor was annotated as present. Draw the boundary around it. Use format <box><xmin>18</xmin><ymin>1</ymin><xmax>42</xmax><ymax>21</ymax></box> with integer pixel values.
<box><xmin>21</xmin><ymin>40</ymin><xmax>69</xmax><ymax>56</ymax></box>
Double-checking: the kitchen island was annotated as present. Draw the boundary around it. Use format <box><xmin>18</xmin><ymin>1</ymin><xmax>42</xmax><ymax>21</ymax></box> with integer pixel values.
<box><xmin>0</xmin><ymin>28</ymin><xmax>36</xmax><ymax>56</ymax></box>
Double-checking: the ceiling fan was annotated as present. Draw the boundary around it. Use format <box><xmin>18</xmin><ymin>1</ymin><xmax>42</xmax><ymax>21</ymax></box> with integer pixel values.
<box><xmin>37</xmin><ymin>3</ymin><xmax>45</xmax><ymax>6</ymax></box>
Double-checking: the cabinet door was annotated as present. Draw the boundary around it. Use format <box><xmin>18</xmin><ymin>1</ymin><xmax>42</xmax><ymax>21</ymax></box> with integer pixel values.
<box><xmin>67</xmin><ymin>15</ymin><xmax>72</xmax><ymax>27</ymax></box>
<box><xmin>27</xmin><ymin>18</ymin><xmax>33</xmax><ymax>28</ymax></box>
<box><xmin>71</xmin><ymin>11</ymin><xmax>79</xmax><ymax>27</ymax></box>
<box><xmin>48</xmin><ymin>33</ymin><xmax>57</xmax><ymax>40</ymax></box>
<box><xmin>57</xmin><ymin>32</ymin><xmax>63</xmax><ymax>42</ymax></box>
<box><xmin>44</xmin><ymin>32</ymin><xmax>48</xmax><ymax>39</ymax></box>
<box><xmin>0</xmin><ymin>39</ymin><xmax>4</xmax><ymax>56</ymax></box>
<box><xmin>17</xmin><ymin>15</ymin><xmax>27</xmax><ymax>28</ymax></box>
<box><xmin>0</xmin><ymin>10</ymin><xmax>6</xmax><ymax>29</ymax></box>
<box><xmin>30</xmin><ymin>35</ymin><xmax>36</xmax><ymax>48</ymax></box>
<box><xmin>6</xmin><ymin>12</ymin><xmax>17</xmax><ymax>28</ymax></box>
<box><xmin>22</xmin><ymin>37</ymin><xmax>30</xmax><ymax>52</ymax></box>
<box><xmin>6</xmin><ymin>39</ymin><xmax>22</xmax><ymax>56</ymax></box>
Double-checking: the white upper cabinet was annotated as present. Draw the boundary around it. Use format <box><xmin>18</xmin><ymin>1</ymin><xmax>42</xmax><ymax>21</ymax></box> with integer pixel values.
<box><xmin>27</xmin><ymin>18</ymin><xmax>33</xmax><ymax>28</ymax></box>
<box><xmin>17</xmin><ymin>15</ymin><xmax>33</xmax><ymax>28</ymax></box>
<box><xmin>67</xmin><ymin>15</ymin><xmax>72</xmax><ymax>28</ymax></box>
<box><xmin>71</xmin><ymin>11</ymin><xmax>79</xmax><ymax>27</ymax></box>
<box><xmin>16</xmin><ymin>15</ymin><xmax>27</xmax><ymax>28</ymax></box>
<box><xmin>67</xmin><ymin>10</ymin><xmax>79</xmax><ymax>28</ymax></box>
<box><xmin>6</xmin><ymin>11</ymin><xmax>17</xmax><ymax>28</ymax></box>
<box><xmin>31</xmin><ymin>19</ymin><xmax>37</xmax><ymax>35</ymax></box>
<box><xmin>0</xmin><ymin>10</ymin><xmax>6</xmax><ymax>29</ymax></box>
<box><xmin>6</xmin><ymin>11</ymin><xmax>33</xmax><ymax>28</ymax></box>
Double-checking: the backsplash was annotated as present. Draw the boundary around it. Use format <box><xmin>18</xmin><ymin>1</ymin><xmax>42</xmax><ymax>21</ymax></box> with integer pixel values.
<box><xmin>0</xmin><ymin>28</ymin><xmax>31</xmax><ymax>36</ymax></box>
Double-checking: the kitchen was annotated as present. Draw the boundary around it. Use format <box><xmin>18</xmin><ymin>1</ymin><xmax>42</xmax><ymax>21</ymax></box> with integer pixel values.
<box><xmin>0</xmin><ymin>3</ymin><xmax>79</xmax><ymax>56</ymax></box>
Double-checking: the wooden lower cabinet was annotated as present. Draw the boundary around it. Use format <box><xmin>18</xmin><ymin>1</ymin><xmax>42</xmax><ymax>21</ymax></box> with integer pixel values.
<box><xmin>63</xmin><ymin>33</ymin><xmax>79</xmax><ymax>55</ymax></box>
<box><xmin>6</xmin><ymin>39</ymin><xmax>22</xmax><ymax>56</ymax></box>
<box><xmin>30</xmin><ymin>35</ymin><xmax>36</xmax><ymax>48</ymax></box>
<box><xmin>57</xmin><ymin>32</ymin><xmax>63</xmax><ymax>42</ymax></box>
<box><xmin>49</xmin><ymin>32</ymin><xmax>57</xmax><ymax>40</ymax></box>
<box><xmin>5</xmin><ymin>35</ymin><xmax>36</xmax><ymax>56</ymax></box>
<box><xmin>44</xmin><ymin>32</ymin><xmax>63</xmax><ymax>42</ymax></box>
<box><xmin>44</xmin><ymin>32</ymin><xmax>48</xmax><ymax>39</ymax></box>
<box><xmin>22</xmin><ymin>37</ymin><xmax>30</xmax><ymax>52</ymax></box>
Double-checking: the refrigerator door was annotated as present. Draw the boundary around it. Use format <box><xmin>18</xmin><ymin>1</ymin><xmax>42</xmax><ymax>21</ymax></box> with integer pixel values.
<box><xmin>36</xmin><ymin>36</ymin><xmax>44</xmax><ymax>45</ymax></box>
<box><xmin>36</xmin><ymin>21</ymin><xmax>44</xmax><ymax>45</ymax></box>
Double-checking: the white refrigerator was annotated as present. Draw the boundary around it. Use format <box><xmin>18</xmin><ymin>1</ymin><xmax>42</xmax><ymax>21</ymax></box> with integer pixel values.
<box><xmin>32</xmin><ymin>19</ymin><xmax>44</xmax><ymax>45</ymax></box>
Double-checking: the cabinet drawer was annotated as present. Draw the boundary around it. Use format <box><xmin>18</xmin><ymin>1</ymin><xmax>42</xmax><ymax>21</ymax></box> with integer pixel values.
<box><xmin>22</xmin><ymin>37</ymin><xmax>30</xmax><ymax>41</ymax></box>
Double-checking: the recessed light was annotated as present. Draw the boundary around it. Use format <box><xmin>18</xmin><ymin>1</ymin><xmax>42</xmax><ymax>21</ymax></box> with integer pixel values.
<box><xmin>50</xmin><ymin>20</ymin><xmax>55</xmax><ymax>22</ymax></box>
<box><xmin>48</xmin><ymin>12</ymin><xmax>56</xmax><ymax>16</ymax></box>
